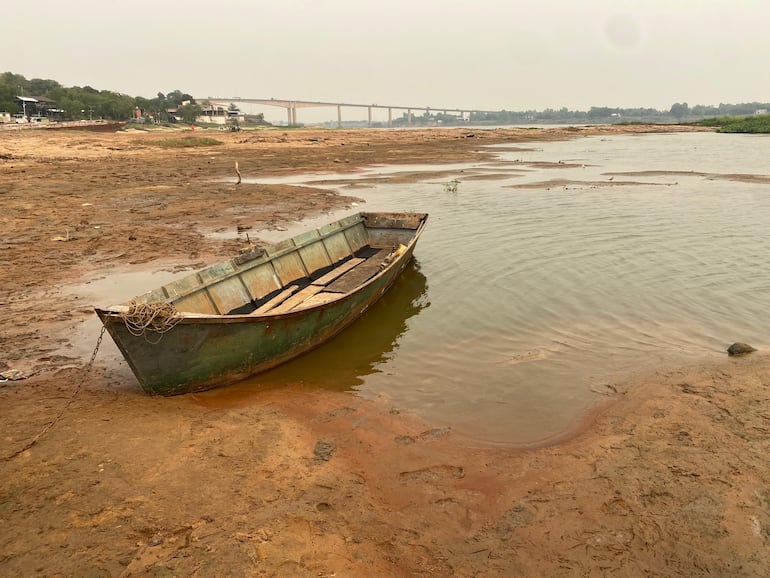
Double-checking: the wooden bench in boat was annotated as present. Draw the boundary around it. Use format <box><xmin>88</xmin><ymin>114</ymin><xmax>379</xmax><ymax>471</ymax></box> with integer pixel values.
<box><xmin>251</xmin><ymin>285</ymin><xmax>300</xmax><ymax>315</ymax></box>
<box><xmin>251</xmin><ymin>247</ymin><xmax>392</xmax><ymax>315</ymax></box>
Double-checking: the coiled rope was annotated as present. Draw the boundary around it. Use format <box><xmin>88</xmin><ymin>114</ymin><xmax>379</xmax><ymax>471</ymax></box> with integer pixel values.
<box><xmin>119</xmin><ymin>300</ymin><xmax>182</xmax><ymax>343</ymax></box>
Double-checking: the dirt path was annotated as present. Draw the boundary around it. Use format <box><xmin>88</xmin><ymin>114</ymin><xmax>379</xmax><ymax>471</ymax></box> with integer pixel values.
<box><xmin>3</xmin><ymin>124</ymin><xmax>768</xmax><ymax>577</ymax></box>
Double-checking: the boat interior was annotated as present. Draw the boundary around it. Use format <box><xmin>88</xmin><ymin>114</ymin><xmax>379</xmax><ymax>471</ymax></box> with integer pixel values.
<box><xmin>120</xmin><ymin>213</ymin><xmax>425</xmax><ymax>317</ymax></box>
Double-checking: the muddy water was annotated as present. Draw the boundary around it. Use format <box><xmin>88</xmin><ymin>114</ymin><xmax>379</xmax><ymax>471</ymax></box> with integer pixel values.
<box><xmin>218</xmin><ymin>131</ymin><xmax>770</xmax><ymax>444</ymax></box>
<box><xmin>91</xmin><ymin>132</ymin><xmax>770</xmax><ymax>445</ymax></box>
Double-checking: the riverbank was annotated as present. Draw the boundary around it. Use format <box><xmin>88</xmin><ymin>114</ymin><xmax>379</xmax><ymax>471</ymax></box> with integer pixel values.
<box><xmin>3</xmin><ymin>124</ymin><xmax>768</xmax><ymax>577</ymax></box>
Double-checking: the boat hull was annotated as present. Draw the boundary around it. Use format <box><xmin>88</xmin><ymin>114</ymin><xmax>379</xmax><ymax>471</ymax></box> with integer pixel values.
<box><xmin>95</xmin><ymin>212</ymin><xmax>427</xmax><ymax>395</ymax></box>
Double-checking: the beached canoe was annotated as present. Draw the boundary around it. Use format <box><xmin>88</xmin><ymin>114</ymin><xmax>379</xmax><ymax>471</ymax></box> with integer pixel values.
<box><xmin>95</xmin><ymin>211</ymin><xmax>428</xmax><ymax>395</ymax></box>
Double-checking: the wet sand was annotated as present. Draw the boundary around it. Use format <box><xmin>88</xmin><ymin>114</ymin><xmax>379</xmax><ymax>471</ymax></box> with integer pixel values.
<box><xmin>3</xmin><ymin>124</ymin><xmax>769</xmax><ymax>577</ymax></box>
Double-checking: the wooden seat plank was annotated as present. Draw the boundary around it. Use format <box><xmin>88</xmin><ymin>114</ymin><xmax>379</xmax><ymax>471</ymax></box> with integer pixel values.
<box><xmin>295</xmin><ymin>292</ymin><xmax>340</xmax><ymax>308</ymax></box>
<box><xmin>253</xmin><ymin>249</ymin><xmax>395</xmax><ymax>314</ymax></box>
<box><xmin>324</xmin><ymin>248</ymin><xmax>392</xmax><ymax>294</ymax></box>
<box><xmin>269</xmin><ymin>284</ymin><xmax>324</xmax><ymax>313</ymax></box>
<box><xmin>251</xmin><ymin>285</ymin><xmax>300</xmax><ymax>314</ymax></box>
<box><xmin>312</xmin><ymin>257</ymin><xmax>365</xmax><ymax>286</ymax></box>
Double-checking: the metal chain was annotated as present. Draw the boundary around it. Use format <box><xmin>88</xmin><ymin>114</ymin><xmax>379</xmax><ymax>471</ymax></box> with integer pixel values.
<box><xmin>2</xmin><ymin>326</ymin><xmax>107</xmax><ymax>462</ymax></box>
<box><xmin>87</xmin><ymin>326</ymin><xmax>106</xmax><ymax>370</ymax></box>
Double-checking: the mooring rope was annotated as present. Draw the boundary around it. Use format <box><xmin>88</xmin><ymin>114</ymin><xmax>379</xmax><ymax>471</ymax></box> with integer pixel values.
<box><xmin>118</xmin><ymin>300</ymin><xmax>182</xmax><ymax>343</ymax></box>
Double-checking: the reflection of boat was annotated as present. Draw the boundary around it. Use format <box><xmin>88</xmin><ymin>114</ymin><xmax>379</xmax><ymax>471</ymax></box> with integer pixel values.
<box><xmin>95</xmin><ymin>212</ymin><xmax>429</xmax><ymax>395</ymax></box>
<box><xmin>250</xmin><ymin>259</ymin><xmax>429</xmax><ymax>390</ymax></box>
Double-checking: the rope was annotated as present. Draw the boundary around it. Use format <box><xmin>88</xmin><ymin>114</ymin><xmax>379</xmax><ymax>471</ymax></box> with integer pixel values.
<box><xmin>118</xmin><ymin>300</ymin><xmax>181</xmax><ymax>343</ymax></box>
<box><xmin>2</xmin><ymin>326</ymin><xmax>106</xmax><ymax>462</ymax></box>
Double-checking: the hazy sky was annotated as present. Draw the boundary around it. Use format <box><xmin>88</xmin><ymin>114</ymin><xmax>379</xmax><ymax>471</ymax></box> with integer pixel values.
<box><xmin>4</xmin><ymin>0</ymin><xmax>769</xmax><ymax>122</ymax></box>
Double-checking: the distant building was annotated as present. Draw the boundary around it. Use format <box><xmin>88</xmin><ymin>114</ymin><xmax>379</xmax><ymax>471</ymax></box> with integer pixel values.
<box><xmin>14</xmin><ymin>95</ymin><xmax>62</xmax><ymax>121</ymax></box>
<box><xmin>168</xmin><ymin>100</ymin><xmax>244</xmax><ymax>125</ymax></box>
<box><xmin>196</xmin><ymin>102</ymin><xmax>244</xmax><ymax>125</ymax></box>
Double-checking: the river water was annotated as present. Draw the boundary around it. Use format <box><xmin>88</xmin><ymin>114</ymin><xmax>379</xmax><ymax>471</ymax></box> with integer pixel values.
<box><xmin>80</xmin><ymin>131</ymin><xmax>769</xmax><ymax>445</ymax></box>
<box><xmin>219</xmin><ymin>131</ymin><xmax>770</xmax><ymax>445</ymax></box>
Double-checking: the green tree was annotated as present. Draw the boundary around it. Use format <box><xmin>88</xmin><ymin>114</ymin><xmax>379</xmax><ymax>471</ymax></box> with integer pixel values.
<box><xmin>0</xmin><ymin>83</ymin><xmax>16</xmax><ymax>112</ymax></box>
<box><xmin>177</xmin><ymin>102</ymin><xmax>202</xmax><ymax>123</ymax></box>
<box><xmin>669</xmin><ymin>102</ymin><xmax>689</xmax><ymax>120</ymax></box>
<box><xmin>28</xmin><ymin>78</ymin><xmax>61</xmax><ymax>95</ymax></box>
<box><xmin>166</xmin><ymin>90</ymin><xmax>193</xmax><ymax>106</ymax></box>
<box><xmin>134</xmin><ymin>96</ymin><xmax>151</xmax><ymax>116</ymax></box>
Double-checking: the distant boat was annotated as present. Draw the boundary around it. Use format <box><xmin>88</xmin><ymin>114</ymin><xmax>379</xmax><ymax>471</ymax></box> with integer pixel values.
<box><xmin>95</xmin><ymin>212</ymin><xmax>429</xmax><ymax>395</ymax></box>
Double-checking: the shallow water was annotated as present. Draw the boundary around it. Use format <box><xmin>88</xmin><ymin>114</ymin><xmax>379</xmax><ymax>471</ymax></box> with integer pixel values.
<box><xmin>220</xmin><ymin>131</ymin><xmax>770</xmax><ymax>444</ymax></box>
<box><xmin>98</xmin><ymin>132</ymin><xmax>770</xmax><ymax>444</ymax></box>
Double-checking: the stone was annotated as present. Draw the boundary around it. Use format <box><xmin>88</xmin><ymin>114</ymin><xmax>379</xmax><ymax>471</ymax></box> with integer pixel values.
<box><xmin>727</xmin><ymin>342</ymin><xmax>757</xmax><ymax>356</ymax></box>
<box><xmin>313</xmin><ymin>440</ymin><xmax>336</xmax><ymax>463</ymax></box>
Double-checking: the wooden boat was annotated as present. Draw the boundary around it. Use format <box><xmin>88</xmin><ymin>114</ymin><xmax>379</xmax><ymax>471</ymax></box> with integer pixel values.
<box><xmin>95</xmin><ymin>212</ymin><xmax>429</xmax><ymax>395</ymax></box>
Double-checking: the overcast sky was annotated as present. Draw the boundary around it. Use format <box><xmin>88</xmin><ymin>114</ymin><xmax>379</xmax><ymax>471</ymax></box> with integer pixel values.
<box><xmin>4</xmin><ymin>0</ymin><xmax>769</xmax><ymax>122</ymax></box>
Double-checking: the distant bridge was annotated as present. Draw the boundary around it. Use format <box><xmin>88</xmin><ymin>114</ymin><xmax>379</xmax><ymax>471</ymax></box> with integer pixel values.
<box><xmin>206</xmin><ymin>97</ymin><xmax>501</xmax><ymax>127</ymax></box>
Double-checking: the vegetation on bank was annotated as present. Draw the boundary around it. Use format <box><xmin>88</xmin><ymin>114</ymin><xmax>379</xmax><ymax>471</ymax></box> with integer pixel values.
<box><xmin>391</xmin><ymin>101</ymin><xmax>770</xmax><ymax>127</ymax></box>
<box><xmin>3</xmin><ymin>70</ymin><xmax>770</xmax><ymax>128</ymax></box>
<box><xmin>0</xmin><ymin>72</ymin><xmax>197</xmax><ymax>124</ymax></box>
<box><xmin>695</xmin><ymin>115</ymin><xmax>770</xmax><ymax>133</ymax></box>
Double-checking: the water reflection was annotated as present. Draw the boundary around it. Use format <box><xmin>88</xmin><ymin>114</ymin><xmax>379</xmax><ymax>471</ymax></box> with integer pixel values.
<box><xmin>195</xmin><ymin>259</ymin><xmax>429</xmax><ymax>404</ymax></box>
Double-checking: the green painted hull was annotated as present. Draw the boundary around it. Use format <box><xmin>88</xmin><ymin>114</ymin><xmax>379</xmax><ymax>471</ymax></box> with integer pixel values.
<box><xmin>95</xmin><ymin>212</ymin><xmax>428</xmax><ymax>395</ymax></box>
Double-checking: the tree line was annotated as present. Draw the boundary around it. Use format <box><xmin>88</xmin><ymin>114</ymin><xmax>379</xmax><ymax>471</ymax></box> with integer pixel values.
<box><xmin>459</xmin><ymin>101</ymin><xmax>769</xmax><ymax>126</ymax></box>
<box><xmin>0</xmin><ymin>72</ymin><xmax>198</xmax><ymax>122</ymax></box>
<box><xmin>2</xmin><ymin>71</ymin><xmax>768</xmax><ymax>126</ymax></box>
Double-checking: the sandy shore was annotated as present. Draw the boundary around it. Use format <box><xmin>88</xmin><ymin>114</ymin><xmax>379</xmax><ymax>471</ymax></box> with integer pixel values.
<box><xmin>2</xmin><ymin>124</ymin><xmax>769</xmax><ymax>577</ymax></box>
